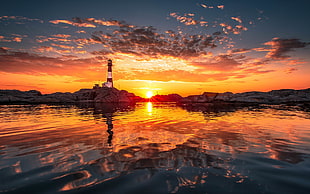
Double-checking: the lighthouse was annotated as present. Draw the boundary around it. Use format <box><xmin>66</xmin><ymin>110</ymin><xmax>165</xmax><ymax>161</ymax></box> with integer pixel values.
<box><xmin>103</xmin><ymin>59</ymin><xmax>113</xmax><ymax>88</ymax></box>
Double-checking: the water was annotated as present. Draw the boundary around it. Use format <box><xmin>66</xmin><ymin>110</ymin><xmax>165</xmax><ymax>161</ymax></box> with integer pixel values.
<box><xmin>0</xmin><ymin>102</ymin><xmax>309</xmax><ymax>194</ymax></box>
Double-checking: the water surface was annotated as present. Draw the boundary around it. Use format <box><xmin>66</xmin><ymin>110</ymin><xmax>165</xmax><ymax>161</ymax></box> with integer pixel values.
<box><xmin>0</xmin><ymin>102</ymin><xmax>309</xmax><ymax>193</ymax></box>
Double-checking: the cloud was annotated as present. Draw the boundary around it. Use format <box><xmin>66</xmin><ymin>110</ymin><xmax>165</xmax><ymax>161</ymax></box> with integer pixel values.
<box><xmin>188</xmin><ymin>54</ymin><xmax>274</xmax><ymax>79</ymax></box>
<box><xmin>231</xmin><ymin>17</ymin><xmax>242</xmax><ymax>23</ymax></box>
<box><xmin>12</xmin><ymin>37</ymin><xmax>22</xmax><ymax>42</ymax></box>
<box><xmin>170</xmin><ymin>12</ymin><xmax>208</xmax><ymax>27</ymax></box>
<box><xmin>189</xmin><ymin>55</ymin><xmax>241</xmax><ymax>71</ymax></box>
<box><xmin>0</xmin><ymin>15</ymin><xmax>43</xmax><ymax>23</ymax></box>
<box><xmin>90</xmin><ymin>25</ymin><xmax>221</xmax><ymax>59</ymax></box>
<box><xmin>0</xmin><ymin>47</ymin><xmax>9</xmax><ymax>53</ymax></box>
<box><xmin>200</xmin><ymin>4</ymin><xmax>214</xmax><ymax>9</ymax></box>
<box><xmin>0</xmin><ymin>49</ymin><xmax>102</xmax><ymax>79</ymax></box>
<box><xmin>229</xmin><ymin>48</ymin><xmax>252</xmax><ymax>54</ymax></box>
<box><xmin>200</xmin><ymin>4</ymin><xmax>224</xmax><ymax>10</ymax></box>
<box><xmin>264</xmin><ymin>38</ymin><xmax>309</xmax><ymax>59</ymax></box>
<box><xmin>285</xmin><ymin>67</ymin><xmax>298</xmax><ymax>74</ymax></box>
<box><xmin>76</xmin><ymin>30</ymin><xmax>86</xmax><ymax>34</ymax></box>
<box><xmin>119</xmin><ymin>69</ymin><xmax>235</xmax><ymax>82</ymax></box>
<box><xmin>50</xmin><ymin>19</ymin><xmax>96</xmax><ymax>28</ymax></box>
<box><xmin>49</xmin><ymin>17</ymin><xmax>130</xmax><ymax>28</ymax></box>
<box><xmin>52</xmin><ymin>34</ymin><xmax>71</xmax><ymax>38</ymax></box>
<box><xmin>217</xmin><ymin>5</ymin><xmax>224</xmax><ymax>10</ymax></box>
<box><xmin>36</xmin><ymin>35</ymin><xmax>72</xmax><ymax>43</ymax></box>
<box><xmin>220</xmin><ymin>23</ymin><xmax>248</xmax><ymax>35</ymax></box>
<box><xmin>83</xmin><ymin>18</ymin><xmax>126</xmax><ymax>27</ymax></box>
<box><xmin>0</xmin><ymin>34</ymin><xmax>26</xmax><ymax>42</ymax></box>
<box><xmin>170</xmin><ymin>13</ymin><xmax>199</xmax><ymax>26</ymax></box>
<box><xmin>50</xmin><ymin>43</ymin><xmax>73</xmax><ymax>49</ymax></box>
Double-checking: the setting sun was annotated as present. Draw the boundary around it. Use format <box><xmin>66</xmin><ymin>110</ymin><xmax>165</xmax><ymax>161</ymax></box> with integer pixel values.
<box><xmin>146</xmin><ymin>91</ymin><xmax>154</xmax><ymax>98</ymax></box>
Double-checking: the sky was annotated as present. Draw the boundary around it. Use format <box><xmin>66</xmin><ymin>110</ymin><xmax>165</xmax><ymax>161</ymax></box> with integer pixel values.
<box><xmin>0</xmin><ymin>0</ymin><xmax>309</xmax><ymax>97</ymax></box>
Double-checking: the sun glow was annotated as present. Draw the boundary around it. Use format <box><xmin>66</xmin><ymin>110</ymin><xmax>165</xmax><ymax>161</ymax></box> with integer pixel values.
<box><xmin>146</xmin><ymin>91</ymin><xmax>154</xmax><ymax>98</ymax></box>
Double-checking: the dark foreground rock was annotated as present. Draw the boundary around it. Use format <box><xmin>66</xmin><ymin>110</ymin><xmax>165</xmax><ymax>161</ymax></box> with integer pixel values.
<box><xmin>0</xmin><ymin>88</ymin><xmax>139</xmax><ymax>104</ymax></box>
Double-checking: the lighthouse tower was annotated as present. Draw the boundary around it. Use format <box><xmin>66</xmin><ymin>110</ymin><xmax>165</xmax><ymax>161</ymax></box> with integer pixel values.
<box><xmin>103</xmin><ymin>59</ymin><xmax>113</xmax><ymax>88</ymax></box>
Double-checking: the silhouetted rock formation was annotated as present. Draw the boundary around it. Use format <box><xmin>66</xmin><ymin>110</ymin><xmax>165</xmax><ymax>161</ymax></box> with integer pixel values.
<box><xmin>0</xmin><ymin>88</ymin><xmax>138</xmax><ymax>104</ymax></box>
<box><xmin>181</xmin><ymin>89</ymin><xmax>310</xmax><ymax>104</ymax></box>
<box><xmin>1</xmin><ymin>88</ymin><xmax>310</xmax><ymax>104</ymax></box>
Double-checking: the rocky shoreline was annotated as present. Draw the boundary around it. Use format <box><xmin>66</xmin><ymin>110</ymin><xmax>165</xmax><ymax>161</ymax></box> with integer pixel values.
<box><xmin>1</xmin><ymin>88</ymin><xmax>310</xmax><ymax>105</ymax></box>
<box><xmin>0</xmin><ymin>87</ymin><xmax>139</xmax><ymax>104</ymax></box>
<box><xmin>180</xmin><ymin>88</ymin><xmax>310</xmax><ymax>104</ymax></box>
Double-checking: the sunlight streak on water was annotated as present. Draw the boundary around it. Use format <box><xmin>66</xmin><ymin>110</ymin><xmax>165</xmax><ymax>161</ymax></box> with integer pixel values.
<box><xmin>0</xmin><ymin>103</ymin><xmax>309</xmax><ymax>193</ymax></box>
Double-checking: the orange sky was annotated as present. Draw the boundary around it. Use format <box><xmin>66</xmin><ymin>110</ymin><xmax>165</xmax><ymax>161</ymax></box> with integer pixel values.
<box><xmin>1</xmin><ymin>56</ymin><xmax>309</xmax><ymax>98</ymax></box>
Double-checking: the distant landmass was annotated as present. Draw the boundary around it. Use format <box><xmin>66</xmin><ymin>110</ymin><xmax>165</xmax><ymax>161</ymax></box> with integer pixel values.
<box><xmin>1</xmin><ymin>87</ymin><xmax>310</xmax><ymax>104</ymax></box>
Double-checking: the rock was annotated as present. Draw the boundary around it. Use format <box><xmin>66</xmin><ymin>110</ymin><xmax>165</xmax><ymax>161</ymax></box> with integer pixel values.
<box><xmin>0</xmin><ymin>89</ymin><xmax>43</xmax><ymax>103</ymax></box>
<box><xmin>77</xmin><ymin>87</ymin><xmax>138</xmax><ymax>103</ymax></box>
<box><xmin>229</xmin><ymin>91</ymin><xmax>273</xmax><ymax>103</ymax></box>
<box><xmin>148</xmin><ymin>94</ymin><xmax>183</xmax><ymax>102</ymax></box>
<box><xmin>181</xmin><ymin>88</ymin><xmax>310</xmax><ymax>104</ymax></box>
<box><xmin>0</xmin><ymin>88</ymin><xmax>138</xmax><ymax>104</ymax></box>
<box><xmin>181</xmin><ymin>95</ymin><xmax>199</xmax><ymax>103</ymax></box>
<box><xmin>214</xmin><ymin>92</ymin><xmax>234</xmax><ymax>101</ymax></box>
<box><xmin>46</xmin><ymin>92</ymin><xmax>77</xmax><ymax>103</ymax></box>
<box><xmin>25</xmin><ymin>90</ymin><xmax>42</xmax><ymax>96</ymax></box>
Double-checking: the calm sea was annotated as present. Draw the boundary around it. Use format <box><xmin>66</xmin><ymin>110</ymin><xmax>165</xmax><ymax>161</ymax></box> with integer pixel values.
<box><xmin>0</xmin><ymin>102</ymin><xmax>309</xmax><ymax>194</ymax></box>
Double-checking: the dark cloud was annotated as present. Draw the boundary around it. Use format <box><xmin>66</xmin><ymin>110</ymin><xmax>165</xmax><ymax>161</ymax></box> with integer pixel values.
<box><xmin>0</xmin><ymin>47</ymin><xmax>9</xmax><ymax>54</ymax></box>
<box><xmin>285</xmin><ymin>67</ymin><xmax>298</xmax><ymax>74</ymax></box>
<box><xmin>229</xmin><ymin>48</ymin><xmax>252</xmax><ymax>54</ymax></box>
<box><xmin>91</xmin><ymin>25</ymin><xmax>220</xmax><ymax>59</ymax></box>
<box><xmin>264</xmin><ymin>38</ymin><xmax>309</xmax><ymax>59</ymax></box>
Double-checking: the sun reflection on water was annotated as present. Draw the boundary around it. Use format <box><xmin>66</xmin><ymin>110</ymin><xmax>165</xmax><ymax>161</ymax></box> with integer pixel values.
<box><xmin>146</xmin><ymin>102</ymin><xmax>153</xmax><ymax>115</ymax></box>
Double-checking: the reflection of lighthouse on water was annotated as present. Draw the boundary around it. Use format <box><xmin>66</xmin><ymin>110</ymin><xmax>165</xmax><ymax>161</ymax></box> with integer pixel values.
<box><xmin>105</xmin><ymin>113</ymin><xmax>113</xmax><ymax>146</ymax></box>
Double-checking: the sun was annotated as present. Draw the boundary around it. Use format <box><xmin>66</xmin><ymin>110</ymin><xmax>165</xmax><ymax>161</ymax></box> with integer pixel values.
<box><xmin>146</xmin><ymin>91</ymin><xmax>154</xmax><ymax>98</ymax></box>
